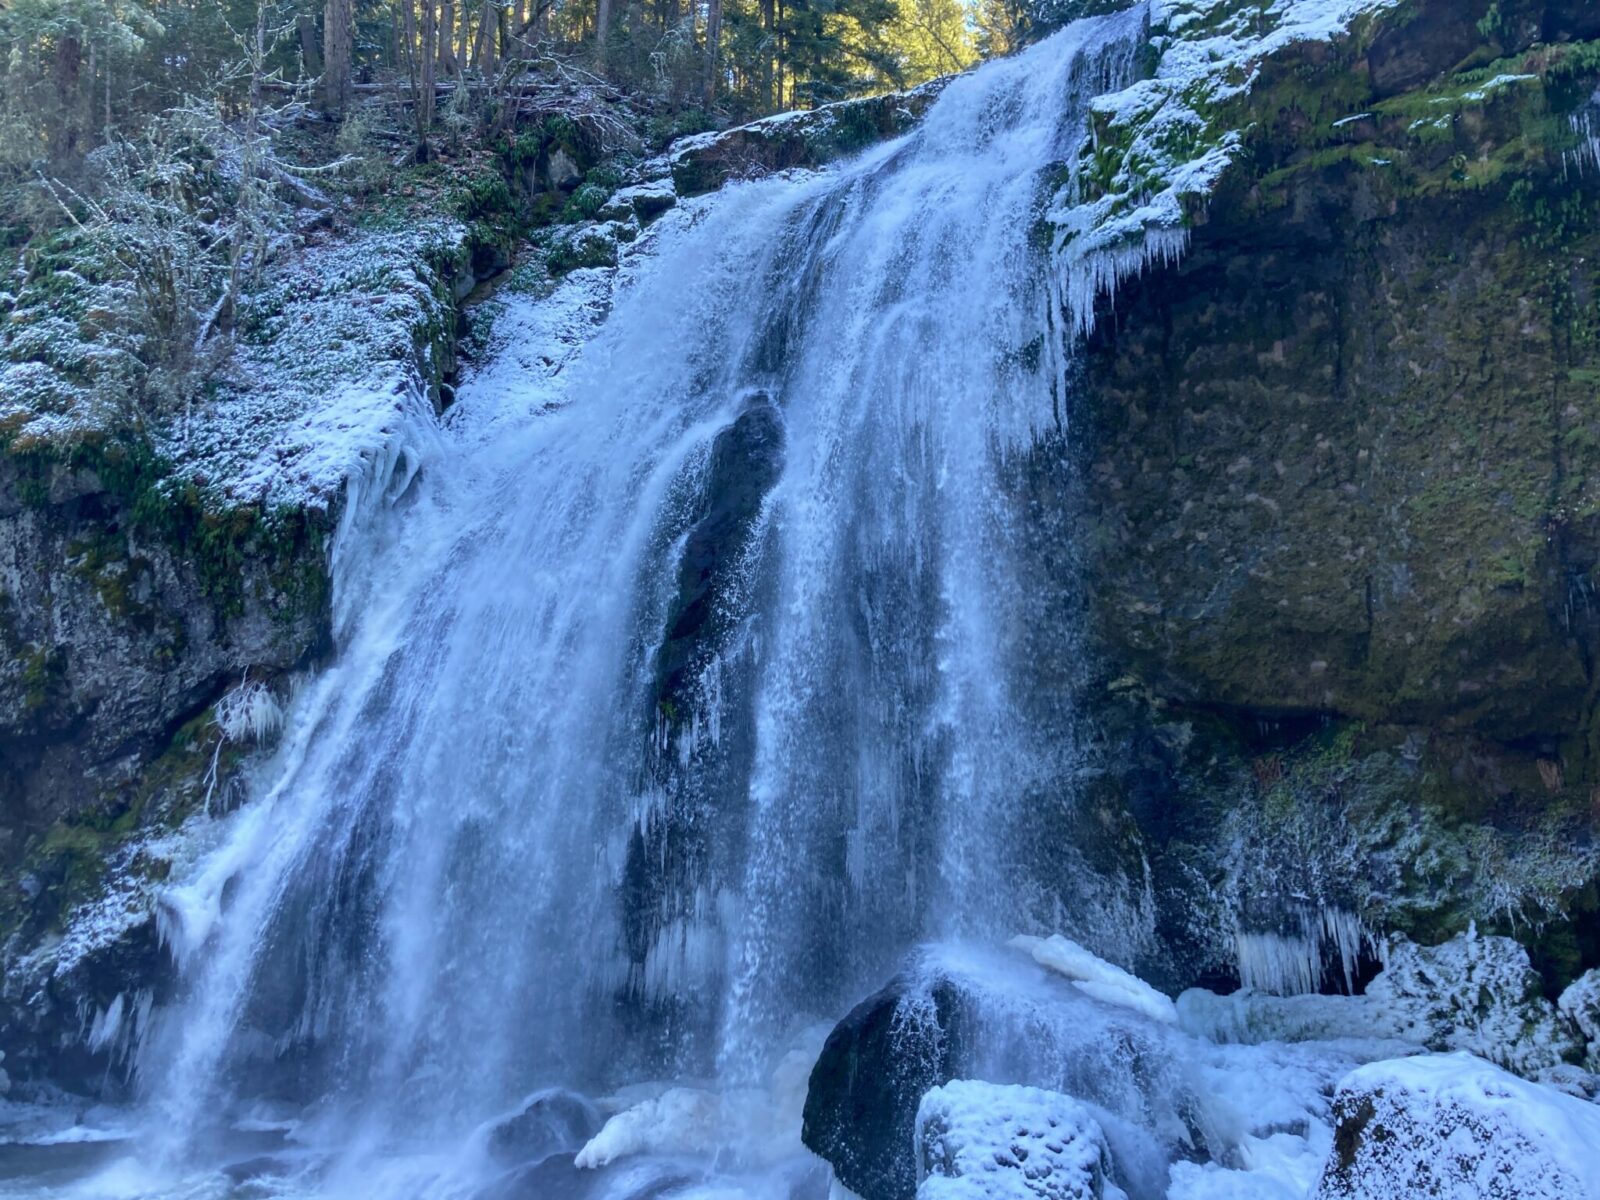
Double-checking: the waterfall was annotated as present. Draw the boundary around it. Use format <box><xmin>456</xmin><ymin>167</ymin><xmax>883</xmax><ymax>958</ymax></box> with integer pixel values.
<box><xmin>137</xmin><ymin>7</ymin><xmax>1165</xmax><ymax>1191</ymax></box>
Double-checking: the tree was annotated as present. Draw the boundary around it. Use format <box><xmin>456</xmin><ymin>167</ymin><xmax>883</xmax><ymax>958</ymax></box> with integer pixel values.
<box><xmin>323</xmin><ymin>0</ymin><xmax>353</xmax><ymax>111</ymax></box>
<box><xmin>704</xmin><ymin>0</ymin><xmax>723</xmax><ymax>102</ymax></box>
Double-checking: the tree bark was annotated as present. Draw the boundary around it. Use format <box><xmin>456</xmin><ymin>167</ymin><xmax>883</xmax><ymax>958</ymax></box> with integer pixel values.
<box><xmin>323</xmin><ymin>0</ymin><xmax>354</xmax><ymax>113</ymax></box>
<box><xmin>54</xmin><ymin>32</ymin><xmax>81</xmax><ymax>155</ymax></box>
<box><xmin>439</xmin><ymin>1</ymin><xmax>457</xmax><ymax>73</ymax></box>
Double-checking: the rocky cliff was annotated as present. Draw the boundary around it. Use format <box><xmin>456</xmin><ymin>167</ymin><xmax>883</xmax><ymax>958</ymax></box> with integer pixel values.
<box><xmin>1058</xmin><ymin>0</ymin><xmax>1600</xmax><ymax>992</ymax></box>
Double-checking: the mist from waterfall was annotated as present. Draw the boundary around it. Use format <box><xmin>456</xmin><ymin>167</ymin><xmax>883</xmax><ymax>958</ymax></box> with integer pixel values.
<box><xmin>126</xmin><ymin>8</ymin><xmax>1161</xmax><ymax>1195</ymax></box>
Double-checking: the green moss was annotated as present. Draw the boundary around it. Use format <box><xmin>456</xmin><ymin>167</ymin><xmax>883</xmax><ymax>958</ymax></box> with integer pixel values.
<box><xmin>20</xmin><ymin>644</ymin><xmax>65</xmax><ymax>713</ymax></box>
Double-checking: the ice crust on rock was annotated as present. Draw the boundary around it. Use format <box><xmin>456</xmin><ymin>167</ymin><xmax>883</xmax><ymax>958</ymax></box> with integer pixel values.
<box><xmin>1010</xmin><ymin>934</ymin><xmax>1177</xmax><ymax>1025</ymax></box>
<box><xmin>1312</xmin><ymin>1052</ymin><xmax>1600</xmax><ymax>1199</ymax></box>
<box><xmin>915</xmin><ymin>1080</ymin><xmax>1121</xmax><ymax>1200</ymax></box>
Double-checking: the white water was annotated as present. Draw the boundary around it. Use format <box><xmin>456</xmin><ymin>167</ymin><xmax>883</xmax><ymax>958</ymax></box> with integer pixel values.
<box><xmin>10</xmin><ymin>9</ymin><xmax>1219</xmax><ymax>1198</ymax></box>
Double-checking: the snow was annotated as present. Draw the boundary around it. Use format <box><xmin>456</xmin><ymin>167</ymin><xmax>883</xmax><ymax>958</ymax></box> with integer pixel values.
<box><xmin>575</xmin><ymin>1024</ymin><xmax>829</xmax><ymax>1171</ymax></box>
<box><xmin>915</xmin><ymin>1080</ymin><xmax>1119</xmax><ymax>1200</ymax></box>
<box><xmin>176</xmin><ymin>221</ymin><xmax>466</xmax><ymax>513</ymax></box>
<box><xmin>1009</xmin><ymin>934</ymin><xmax>1178</xmax><ymax>1025</ymax></box>
<box><xmin>1313</xmin><ymin>1052</ymin><xmax>1600</xmax><ymax>1199</ymax></box>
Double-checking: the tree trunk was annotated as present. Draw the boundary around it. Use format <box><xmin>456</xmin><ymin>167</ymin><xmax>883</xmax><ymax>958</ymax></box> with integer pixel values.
<box><xmin>703</xmin><ymin>0</ymin><xmax>722</xmax><ymax>104</ymax></box>
<box><xmin>54</xmin><ymin>32</ymin><xmax>81</xmax><ymax>155</ymax></box>
<box><xmin>439</xmin><ymin>1</ymin><xmax>457</xmax><ymax>72</ymax></box>
<box><xmin>758</xmin><ymin>0</ymin><xmax>773</xmax><ymax>109</ymax></box>
<box><xmin>298</xmin><ymin>13</ymin><xmax>324</xmax><ymax>75</ymax></box>
<box><xmin>595</xmin><ymin>0</ymin><xmax>612</xmax><ymax>65</ymax></box>
<box><xmin>420</xmin><ymin>0</ymin><xmax>437</xmax><ymax>149</ymax></box>
<box><xmin>323</xmin><ymin>0</ymin><xmax>354</xmax><ymax>113</ymax></box>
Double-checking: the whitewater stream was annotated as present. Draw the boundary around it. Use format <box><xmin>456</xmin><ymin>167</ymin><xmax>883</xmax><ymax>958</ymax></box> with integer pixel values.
<box><xmin>0</xmin><ymin>9</ymin><xmax>1447</xmax><ymax>1200</ymax></box>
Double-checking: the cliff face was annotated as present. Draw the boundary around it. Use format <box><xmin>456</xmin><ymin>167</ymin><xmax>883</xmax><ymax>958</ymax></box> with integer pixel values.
<box><xmin>0</xmin><ymin>452</ymin><xmax>330</xmax><ymax>840</ymax></box>
<box><xmin>1062</xmin><ymin>1</ymin><xmax>1600</xmax><ymax>989</ymax></box>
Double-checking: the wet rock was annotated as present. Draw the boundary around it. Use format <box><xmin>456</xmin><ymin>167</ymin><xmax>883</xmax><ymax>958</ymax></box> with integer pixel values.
<box><xmin>482</xmin><ymin>1088</ymin><xmax>602</xmax><ymax>1167</ymax></box>
<box><xmin>803</xmin><ymin>968</ymin><xmax>976</xmax><ymax>1200</ymax></box>
<box><xmin>916</xmin><ymin>1080</ymin><xmax>1113</xmax><ymax>1200</ymax></box>
<box><xmin>654</xmin><ymin>393</ymin><xmax>785</xmax><ymax>715</ymax></box>
<box><xmin>1313</xmin><ymin>1053</ymin><xmax>1600</xmax><ymax>1199</ymax></box>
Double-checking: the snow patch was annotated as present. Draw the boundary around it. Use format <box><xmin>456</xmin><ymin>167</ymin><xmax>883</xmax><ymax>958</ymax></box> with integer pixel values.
<box><xmin>915</xmin><ymin>1080</ymin><xmax>1119</xmax><ymax>1200</ymax></box>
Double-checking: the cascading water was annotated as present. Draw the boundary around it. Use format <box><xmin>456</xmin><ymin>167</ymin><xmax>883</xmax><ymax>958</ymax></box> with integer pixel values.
<box><xmin>122</xmin><ymin>8</ymin><xmax>1167</xmax><ymax>1196</ymax></box>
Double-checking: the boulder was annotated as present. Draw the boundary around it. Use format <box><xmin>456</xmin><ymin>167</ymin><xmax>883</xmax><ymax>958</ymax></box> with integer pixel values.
<box><xmin>1557</xmin><ymin>968</ymin><xmax>1600</xmax><ymax>1073</ymax></box>
<box><xmin>480</xmin><ymin>1088</ymin><xmax>602</xmax><ymax>1167</ymax></box>
<box><xmin>916</xmin><ymin>1081</ymin><xmax>1114</xmax><ymax>1200</ymax></box>
<box><xmin>803</xmin><ymin>945</ymin><xmax>1199</xmax><ymax>1200</ymax></box>
<box><xmin>1313</xmin><ymin>1053</ymin><xmax>1600</xmax><ymax>1199</ymax></box>
<box><xmin>1365</xmin><ymin>933</ymin><xmax>1581</xmax><ymax>1077</ymax></box>
<box><xmin>1177</xmin><ymin>931</ymin><xmax>1581</xmax><ymax>1079</ymax></box>
<box><xmin>803</xmin><ymin>968</ymin><xmax>974</xmax><ymax>1200</ymax></box>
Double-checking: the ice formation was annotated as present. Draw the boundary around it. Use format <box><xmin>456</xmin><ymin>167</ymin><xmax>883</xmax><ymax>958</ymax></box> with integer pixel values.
<box><xmin>1010</xmin><ymin>934</ymin><xmax>1178</xmax><ymax>1025</ymax></box>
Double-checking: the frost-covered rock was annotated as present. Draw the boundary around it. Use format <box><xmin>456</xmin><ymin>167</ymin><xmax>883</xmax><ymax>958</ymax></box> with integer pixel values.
<box><xmin>1010</xmin><ymin>935</ymin><xmax>1177</xmax><ymax>1025</ymax></box>
<box><xmin>915</xmin><ymin>1081</ymin><xmax>1117</xmax><ymax>1200</ymax></box>
<box><xmin>1365</xmin><ymin>931</ymin><xmax>1580</xmax><ymax>1077</ymax></box>
<box><xmin>1558</xmin><ymin>968</ymin><xmax>1600</xmax><ymax>1072</ymax></box>
<box><xmin>1312</xmin><ymin>1053</ymin><xmax>1600</xmax><ymax>1199</ymax></box>
<box><xmin>668</xmin><ymin>81</ymin><xmax>947</xmax><ymax>197</ymax></box>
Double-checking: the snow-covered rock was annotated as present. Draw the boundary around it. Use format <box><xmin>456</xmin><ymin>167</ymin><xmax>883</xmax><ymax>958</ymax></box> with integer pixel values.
<box><xmin>915</xmin><ymin>1081</ymin><xmax>1119</xmax><ymax>1200</ymax></box>
<box><xmin>1365</xmin><ymin>930</ymin><xmax>1580</xmax><ymax>1076</ymax></box>
<box><xmin>1179</xmin><ymin>930</ymin><xmax>1580</xmax><ymax>1080</ymax></box>
<box><xmin>1312</xmin><ymin>1052</ymin><xmax>1600</xmax><ymax>1199</ymax></box>
<box><xmin>1558</xmin><ymin>968</ymin><xmax>1600</xmax><ymax>1072</ymax></box>
<box><xmin>1010</xmin><ymin>935</ymin><xmax>1177</xmax><ymax>1025</ymax></box>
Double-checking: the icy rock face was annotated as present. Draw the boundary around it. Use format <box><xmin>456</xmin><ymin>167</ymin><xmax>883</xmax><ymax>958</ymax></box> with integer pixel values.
<box><xmin>1558</xmin><ymin>968</ymin><xmax>1600</xmax><ymax>1072</ymax></box>
<box><xmin>805</xmin><ymin>945</ymin><xmax>1204</xmax><ymax>1200</ymax></box>
<box><xmin>1312</xmin><ymin>1052</ymin><xmax>1600</xmax><ymax>1200</ymax></box>
<box><xmin>916</xmin><ymin>1081</ymin><xmax>1117</xmax><ymax>1200</ymax></box>
<box><xmin>1365</xmin><ymin>932</ymin><xmax>1581</xmax><ymax>1077</ymax></box>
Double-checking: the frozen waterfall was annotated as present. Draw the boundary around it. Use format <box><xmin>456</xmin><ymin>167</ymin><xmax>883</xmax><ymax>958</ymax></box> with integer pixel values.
<box><xmin>129</xmin><ymin>7</ymin><xmax>1172</xmax><ymax>1196</ymax></box>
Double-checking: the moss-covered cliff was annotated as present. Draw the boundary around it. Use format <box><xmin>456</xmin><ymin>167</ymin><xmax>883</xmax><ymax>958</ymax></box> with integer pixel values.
<box><xmin>1061</xmin><ymin>0</ymin><xmax>1600</xmax><ymax>993</ymax></box>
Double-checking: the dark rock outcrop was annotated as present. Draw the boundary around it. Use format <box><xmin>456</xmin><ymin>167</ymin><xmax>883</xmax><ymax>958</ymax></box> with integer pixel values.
<box><xmin>802</xmin><ymin>969</ymin><xmax>974</xmax><ymax>1200</ymax></box>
